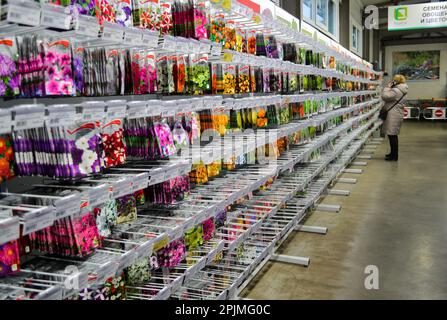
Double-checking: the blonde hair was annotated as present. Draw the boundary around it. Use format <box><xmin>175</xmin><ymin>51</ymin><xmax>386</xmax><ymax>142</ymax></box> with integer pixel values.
<box><xmin>393</xmin><ymin>74</ymin><xmax>406</xmax><ymax>84</ymax></box>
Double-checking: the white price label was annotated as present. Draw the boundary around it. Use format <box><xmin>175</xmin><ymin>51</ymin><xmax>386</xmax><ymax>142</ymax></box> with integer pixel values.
<box><xmin>161</xmin><ymin>107</ymin><xmax>177</xmax><ymax>117</ymax></box>
<box><xmin>142</xmin><ymin>31</ymin><xmax>159</xmax><ymax>48</ymax></box>
<box><xmin>162</xmin><ymin>37</ymin><xmax>175</xmax><ymax>51</ymax></box>
<box><xmin>131</xmin><ymin>173</ymin><xmax>149</xmax><ymax>192</ymax></box>
<box><xmin>186</xmin><ymin>263</ymin><xmax>199</xmax><ymax>279</ymax></box>
<box><xmin>171</xmin><ymin>275</ymin><xmax>183</xmax><ymax>292</ymax></box>
<box><xmin>77</xmin><ymin>16</ymin><xmax>100</xmax><ymax>38</ymax></box>
<box><xmin>147</xmin><ymin>105</ymin><xmax>162</xmax><ymax>117</ymax></box>
<box><xmin>102</xmin><ymin>23</ymin><xmax>124</xmax><ymax>42</ymax></box>
<box><xmin>23</xmin><ymin>211</ymin><xmax>55</xmax><ymax>235</ymax></box>
<box><xmin>196</xmin><ymin>256</ymin><xmax>206</xmax><ymax>270</ymax></box>
<box><xmin>211</xmin><ymin>44</ymin><xmax>222</xmax><ymax>56</ymax></box>
<box><xmin>124</xmin><ymin>29</ymin><xmax>144</xmax><ymax>46</ymax></box>
<box><xmin>107</xmin><ymin>103</ymin><xmax>127</xmax><ymax>120</ymax></box>
<box><xmin>88</xmin><ymin>187</ymin><xmax>110</xmax><ymax>208</ymax></box>
<box><xmin>164</xmin><ymin>167</ymin><xmax>179</xmax><ymax>180</ymax></box>
<box><xmin>96</xmin><ymin>261</ymin><xmax>118</xmax><ymax>284</ymax></box>
<box><xmin>14</xmin><ymin>115</ymin><xmax>44</xmax><ymax>131</ymax></box>
<box><xmin>149</xmin><ymin>171</ymin><xmax>166</xmax><ymax>186</ymax></box>
<box><xmin>7</xmin><ymin>3</ymin><xmax>41</xmax><ymax>26</ymax></box>
<box><xmin>179</xmin><ymin>165</ymin><xmax>191</xmax><ymax>176</ymax></box>
<box><xmin>47</xmin><ymin>106</ymin><xmax>77</xmax><ymax>128</ymax></box>
<box><xmin>0</xmin><ymin>218</ymin><xmax>20</xmax><ymax>245</ymax></box>
<box><xmin>182</xmin><ymin>217</ymin><xmax>195</xmax><ymax>233</ymax></box>
<box><xmin>41</xmin><ymin>6</ymin><xmax>71</xmax><ymax>30</ymax></box>
<box><xmin>127</xmin><ymin>103</ymin><xmax>147</xmax><ymax>119</ymax></box>
<box><xmin>136</xmin><ymin>240</ymin><xmax>154</xmax><ymax>259</ymax></box>
<box><xmin>68</xmin><ymin>271</ymin><xmax>89</xmax><ymax>291</ymax></box>
<box><xmin>82</xmin><ymin>108</ymin><xmax>104</xmax><ymax>122</ymax></box>
<box><xmin>36</xmin><ymin>287</ymin><xmax>63</xmax><ymax>301</ymax></box>
<box><xmin>0</xmin><ymin>111</ymin><xmax>12</xmax><ymax>134</ymax></box>
<box><xmin>155</xmin><ymin>287</ymin><xmax>171</xmax><ymax>300</ymax></box>
<box><xmin>118</xmin><ymin>250</ymin><xmax>137</xmax><ymax>270</ymax></box>
<box><xmin>112</xmin><ymin>182</ymin><xmax>132</xmax><ymax>199</ymax></box>
<box><xmin>169</xmin><ymin>225</ymin><xmax>183</xmax><ymax>241</ymax></box>
<box><xmin>55</xmin><ymin>201</ymin><xmax>80</xmax><ymax>220</ymax></box>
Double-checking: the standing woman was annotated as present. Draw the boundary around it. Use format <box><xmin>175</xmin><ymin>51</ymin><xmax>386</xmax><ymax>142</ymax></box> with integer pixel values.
<box><xmin>380</xmin><ymin>74</ymin><xmax>408</xmax><ymax>161</ymax></box>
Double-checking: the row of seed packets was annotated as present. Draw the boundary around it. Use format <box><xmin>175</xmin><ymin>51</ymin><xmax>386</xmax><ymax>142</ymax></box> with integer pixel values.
<box><xmin>0</xmin><ymin>107</ymin><xmax>374</xmax><ymax>296</ymax></box>
<box><xmin>0</xmin><ymin>23</ymin><xmax>377</xmax><ymax>99</ymax></box>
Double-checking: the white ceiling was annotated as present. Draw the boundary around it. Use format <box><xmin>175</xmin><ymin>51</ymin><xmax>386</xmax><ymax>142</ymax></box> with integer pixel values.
<box><xmin>359</xmin><ymin>0</ymin><xmax>431</xmax><ymax>8</ymax></box>
<box><xmin>360</xmin><ymin>0</ymin><xmax>390</xmax><ymax>6</ymax></box>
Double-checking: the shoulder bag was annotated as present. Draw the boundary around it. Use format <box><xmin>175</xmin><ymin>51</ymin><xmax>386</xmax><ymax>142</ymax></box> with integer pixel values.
<box><xmin>379</xmin><ymin>89</ymin><xmax>407</xmax><ymax>121</ymax></box>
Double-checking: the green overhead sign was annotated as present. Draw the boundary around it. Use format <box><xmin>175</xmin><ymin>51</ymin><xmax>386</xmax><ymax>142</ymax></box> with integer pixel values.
<box><xmin>388</xmin><ymin>1</ymin><xmax>447</xmax><ymax>30</ymax></box>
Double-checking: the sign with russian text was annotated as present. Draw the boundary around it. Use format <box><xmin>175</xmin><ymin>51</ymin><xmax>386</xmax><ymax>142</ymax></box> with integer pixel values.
<box><xmin>388</xmin><ymin>2</ymin><xmax>447</xmax><ymax>30</ymax></box>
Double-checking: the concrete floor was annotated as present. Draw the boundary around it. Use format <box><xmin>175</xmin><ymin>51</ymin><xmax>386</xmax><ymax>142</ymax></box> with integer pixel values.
<box><xmin>242</xmin><ymin>121</ymin><xmax>447</xmax><ymax>299</ymax></box>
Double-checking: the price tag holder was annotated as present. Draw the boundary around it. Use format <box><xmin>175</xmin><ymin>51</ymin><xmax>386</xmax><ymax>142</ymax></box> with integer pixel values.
<box><xmin>178</xmin><ymin>164</ymin><xmax>192</xmax><ymax>176</ymax></box>
<box><xmin>46</xmin><ymin>104</ymin><xmax>77</xmax><ymax>128</ymax></box>
<box><xmin>41</xmin><ymin>3</ymin><xmax>71</xmax><ymax>30</ymax></box>
<box><xmin>142</xmin><ymin>30</ymin><xmax>160</xmax><ymax>48</ymax></box>
<box><xmin>182</xmin><ymin>217</ymin><xmax>195</xmax><ymax>232</ymax></box>
<box><xmin>170</xmin><ymin>274</ymin><xmax>184</xmax><ymax>292</ymax></box>
<box><xmin>53</xmin><ymin>193</ymin><xmax>82</xmax><ymax>220</ymax></box>
<box><xmin>102</xmin><ymin>22</ymin><xmax>124</xmax><ymax>43</ymax></box>
<box><xmin>155</xmin><ymin>286</ymin><xmax>171</xmax><ymax>300</ymax></box>
<box><xmin>164</xmin><ymin>166</ymin><xmax>180</xmax><ymax>180</ymax></box>
<box><xmin>22</xmin><ymin>208</ymin><xmax>55</xmax><ymax>235</ymax></box>
<box><xmin>111</xmin><ymin>178</ymin><xmax>132</xmax><ymax>199</ymax></box>
<box><xmin>13</xmin><ymin>104</ymin><xmax>46</xmax><ymax>131</ymax></box>
<box><xmin>106</xmin><ymin>100</ymin><xmax>127</xmax><ymax>120</ymax></box>
<box><xmin>169</xmin><ymin>225</ymin><xmax>184</xmax><ymax>242</ymax></box>
<box><xmin>96</xmin><ymin>261</ymin><xmax>118</xmax><ymax>285</ymax></box>
<box><xmin>185</xmin><ymin>263</ymin><xmax>199</xmax><ymax>280</ymax></box>
<box><xmin>7</xmin><ymin>0</ymin><xmax>41</xmax><ymax>26</ymax></box>
<box><xmin>67</xmin><ymin>270</ymin><xmax>89</xmax><ymax>291</ymax></box>
<box><xmin>148</xmin><ymin>169</ymin><xmax>165</xmax><ymax>186</ymax></box>
<box><xmin>131</xmin><ymin>172</ymin><xmax>150</xmax><ymax>192</ymax></box>
<box><xmin>81</xmin><ymin>101</ymin><xmax>106</xmax><ymax>122</ymax></box>
<box><xmin>161</xmin><ymin>101</ymin><xmax>177</xmax><ymax>117</ymax></box>
<box><xmin>0</xmin><ymin>109</ymin><xmax>12</xmax><ymax>134</ymax></box>
<box><xmin>124</xmin><ymin>28</ymin><xmax>144</xmax><ymax>46</ymax></box>
<box><xmin>162</xmin><ymin>36</ymin><xmax>176</xmax><ymax>51</ymax></box>
<box><xmin>136</xmin><ymin>240</ymin><xmax>154</xmax><ymax>259</ymax></box>
<box><xmin>76</xmin><ymin>14</ymin><xmax>100</xmax><ymax>39</ymax></box>
<box><xmin>117</xmin><ymin>250</ymin><xmax>138</xmax><ymax>271</ymax></box>
<box><xmin>87</xmin><ymin>185</ymin><xmax>110</xmax><ymax>208</ymax></box>
<box><xmin>210</xmin><ymin>43</ymin><xmax>222</xmax><ymax>56</ymax></box>
<box><xmin>36</xmin><ymin>287</ymin><xmax>63</xmax><ymax>301</ymax></box>
<box><xmin>127</xmin><ymin>101</ymin><xmax>148</xmax><ymax>119</ymax></box>
<box><xmin>0</xmin><ymin>216</ymin><xmax>20</xmax><ymax>245</ymax></box>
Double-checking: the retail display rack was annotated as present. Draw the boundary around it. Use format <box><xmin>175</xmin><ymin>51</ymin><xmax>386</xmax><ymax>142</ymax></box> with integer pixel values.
<box><xmin>0</xmin><ymin>0</ymin><xmax>382</xmax><ymax>300</ymax></box>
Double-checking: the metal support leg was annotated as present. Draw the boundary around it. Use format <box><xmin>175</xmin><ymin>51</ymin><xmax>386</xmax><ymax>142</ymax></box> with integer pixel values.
<box><xmin>316</xmin><ymin>203</ymin><xmax>341</xmax><ymax>212</ymax></box>
<box><xmin>295</xmin><ymin>225</ymin><xmax>327</xmax><ymax>234</ymax></box>
<box><xmin>270</xmin><ymin>254</ymin><xmax>310</xmax><ymax>267</ymax></box>
<box><xmin>328</xmin><ymin>189</ymin><xmax>350</xmax><ymax>196</ymax></box>
<box><xmin>337</xmin><ymin>177</ymin><xmax>357</xmax><ymax>184</ymax></box>
<box><xmin>343</xmin><ymin>168</ymin><xmax>363</xmax><ymax>174</ymax></box>
<box><xmin>357</xmin><ymin>155</ymin><xmax>372</xmax><ymax>159</ymax></box>
<box><xmin>351</xmin><ymin>161</ymin><xmax>367</xmax><ymax>166</ymax></box>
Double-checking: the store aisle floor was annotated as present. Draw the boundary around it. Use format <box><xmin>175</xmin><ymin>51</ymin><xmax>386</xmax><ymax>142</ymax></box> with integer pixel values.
<box><xmin>241</xmin><ymin>121</ymin><xmax>447</xmax><ymax>299</ymax></box>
